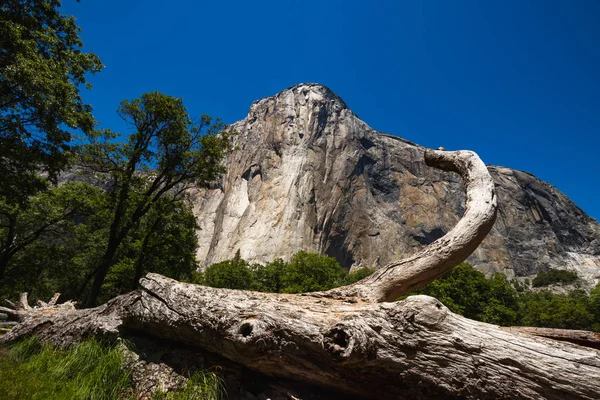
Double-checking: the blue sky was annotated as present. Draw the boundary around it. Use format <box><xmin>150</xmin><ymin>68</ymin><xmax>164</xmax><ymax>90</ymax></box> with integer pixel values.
<box><xmin>62</xmin><ymin>0</ymin><xmax>599</xmax><ymax>220</ymax></box>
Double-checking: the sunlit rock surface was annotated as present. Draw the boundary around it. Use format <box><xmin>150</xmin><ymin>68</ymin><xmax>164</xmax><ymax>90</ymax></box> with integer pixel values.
<box><xmin>191</xmin><ymin>84</ymin><xmax>600</xmax><ymax>286</ymax></box>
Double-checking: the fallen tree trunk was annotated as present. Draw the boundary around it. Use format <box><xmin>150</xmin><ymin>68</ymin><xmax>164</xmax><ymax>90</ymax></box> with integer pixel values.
<box><xmin>3</xmin><ymin>275</ymin><xmax>600</xmax><ymax>399</ymax></box>
<box><xmin>1</xmin><ymin>149</ymin><xmax>599</xmax><ymax>399</ymax></box>
<box><xmin>501</xmin><ymin>326</ymin><xmax>600</xmax><ymax>350</ymax></box>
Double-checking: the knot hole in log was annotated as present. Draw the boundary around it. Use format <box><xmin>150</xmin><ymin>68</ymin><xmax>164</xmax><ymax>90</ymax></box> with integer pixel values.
<box><xmin>239</xmin><ymin>321</ymin><xmax>254</xmax><ymax>338</ymax></box>
<box><xmin>324</xmin><ymin>327</ymin><xmax>351</xmax><ymax>361</ymax></box>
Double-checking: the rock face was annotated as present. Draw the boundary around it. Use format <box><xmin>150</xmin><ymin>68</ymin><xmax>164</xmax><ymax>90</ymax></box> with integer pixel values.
<box><xmin>191</xmin><ymin>83</ymin><xmax>600</xmax><ymax>285</ymax></box>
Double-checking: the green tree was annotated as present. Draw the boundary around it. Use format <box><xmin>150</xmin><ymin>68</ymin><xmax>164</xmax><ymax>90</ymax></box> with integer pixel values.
<box><xmin>407</xmin><ymin>263</ymin><xmax>519</xmax><ymax>326</ymax></box>
<box><xmin>0</xmin><ymin>181</ymin><xmax>104</xmax><ymax>285</ymax></box>
<box><xmin>410</xmin><ymin>263</ymin><xmax>491</xmax><ymax>319</ymax></box>
<box><xmin>281</xmin><ymin>251</ymin><xmax>346</xmax><ymax>293</ymax></box>
<box><xmin>251</xmin><ymin>258</ymin><xmax>286</xmax><ymax>292</ymax></box>
<box><xmin>341</xmin><ymin>267</ymin><xmax>374</xmax><ymax>286</ymax></box>
<box><xmin>0</xmin><ymin>0</ymin><xmax>103</xmax><ymax>204</ymax></box>
<box><xmin>1</xmin><ymin>184</ymin><xmax>202</xmax><ymax>304</ymax></box>
<box><xmin>100</xmin><ymin>196</ymin><xmax>199</xmax><ymax>302</ymax></box>
<box><xmin>80</xmin><ymin>93</ymin><xmax>231</xmax><ymax>305</ymax></box>
<box><xmin>589</xmin><ymin>283</ymin><xmax>600</xmax><ymax>332</ymax></box>
<box><xmin>201</xmin><ymin>251</ymin><xmax>253</xmax><ymax>290</ymax></box>
<box><xmin>531</xmin><ymin>269</ymin><xmax>579</xmax><ymax>287</ymax></box>
<box><xmin>0</xmin><ymin>0</ymin><xmax>103</xmax><ymax>287</ymax></box>
<box><xmin>518</xmin><ymin>290</ymin><xmax>595</xmax><ymax>330</ymax></box>
<box><xmin>483</xmin><ymin>273</ymin><xmax>519</xmax><ymax>325</ymax></box>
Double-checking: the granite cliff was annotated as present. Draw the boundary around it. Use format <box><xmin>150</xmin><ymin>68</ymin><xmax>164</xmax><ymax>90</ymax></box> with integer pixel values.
<box><xmin>191</xmin><ymin>84</ymin><xmax>600</xmax><ymax>286</ymax></box>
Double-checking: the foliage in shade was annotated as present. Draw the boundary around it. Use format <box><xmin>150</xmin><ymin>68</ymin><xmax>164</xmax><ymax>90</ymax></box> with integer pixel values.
<box><xmin>531</xmin><ymin>269</ymin><xmax>579</xmax><ymax>287</ymax></box>
<box><xmin>0</xmin><ymin>181</ymin><xmax>106</xmax><ymax>285</ymax></box>
<box><xmin>77</xmin><ymin>91</ymin><xmax>232</xmax><ymax>306</ymax></box>
<box><xmin>0</xmin><ymin>182</ymin><xmax>200</xmax><ymax>305</ymax></box>
<box><xmin>341</xmin><ymin>267</ymin><xmax>376</xmax><ymax>286</ymax></box>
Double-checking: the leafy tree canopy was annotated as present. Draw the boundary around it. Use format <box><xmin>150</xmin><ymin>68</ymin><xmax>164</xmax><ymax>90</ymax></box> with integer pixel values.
<box><xmin>0</xmin><ymin>0</ymin><xmax>103</xmax><ymax>204</ymax></box>
<box><xmin>281</xmin><ymin>251</ymin><xmax>347</xmax><ymax>293</ymax></box>
<box><xmin>0</xmin><ymin>181</ymin><xmax>104</xmax><ymax>283</ymax></box>
<box><xmin>192</xmin><ymin>251</ymin><xmax>373</xmax><ymax>295</ymax></box>
<box><xmin>80</xmin><ymin>91</ymin><xmax>232</xmax><ymax>306</ymax></box>
<box><xmin>405</xmin><ymin>263</ymin><xmax>600</xmax><ymax>331</ymax></box>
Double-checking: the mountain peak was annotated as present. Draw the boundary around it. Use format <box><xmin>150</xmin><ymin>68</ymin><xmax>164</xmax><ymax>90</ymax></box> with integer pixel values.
<box><xmin>250</xmin><ymin>83</ymin><xmax>349</xmax><ymax>112</ymax></box>
<box><xmin>195</xmin><ymin>87</ymin><xmax>600</xmax><ymax>288</ymax></box>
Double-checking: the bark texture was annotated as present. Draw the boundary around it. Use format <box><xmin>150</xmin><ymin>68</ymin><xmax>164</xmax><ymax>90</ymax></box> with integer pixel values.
<box><xmin>2</xmin><ymin>149</ymin><xmax>599</xmax><ymax>399</ymax></box>
<box><xmin>501</xmin><ymin>326</ymin><xmax>600</xmax><ymax>350</ymax></box>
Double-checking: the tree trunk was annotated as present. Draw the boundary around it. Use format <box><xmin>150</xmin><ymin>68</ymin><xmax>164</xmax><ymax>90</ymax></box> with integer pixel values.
<box><xmin>132</xmin><ymin>216</ymin><xmax>162</xmax><ymax>290</ymax></box>
<box><xmin>2</xmin><ymin>149</ymin><xmax>599</xmax><ymax>399</ymax></box>
<box><xmin>0</xmin><ymin>250</ymin><xmax>10</xmax><ymax>281</ymax></box>
<box><xmin>86</xmin><ymin>239</ymin><xmax>120</xmax><ymax>307</ymax></box>
<box><xmin>0</xmin><ymin>215</ymin><xmax>17</xmax><ymax>281</ymax></box>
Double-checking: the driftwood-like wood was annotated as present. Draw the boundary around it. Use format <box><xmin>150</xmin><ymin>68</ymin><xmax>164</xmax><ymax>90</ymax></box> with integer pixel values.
<box><xmin>0</xmin><ymin>293</ymin><xmax>76</xmax><ymax>322</ymax></box>
<box><xmin>502</xmin><ymin>326</ymin><xmax>600</xmax><ymax>350</ymax></box>
<box><xmin>1</xmin><ymin>149</ymin><xmax>599</xmax><ymax>399</ymax></box>
<box><xmin>321</xmin><ymin>150</ymin><xmax>497</xmax><ymax>302</ymax></box>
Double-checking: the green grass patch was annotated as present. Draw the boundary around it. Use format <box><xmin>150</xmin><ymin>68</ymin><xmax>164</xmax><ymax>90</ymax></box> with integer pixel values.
<box><xmin>0</xmin><ymin>337</ymin><xmax>226</xmax><ymax>399</ymax></box>
<box><xmin>152</xmin><ymin>370</ymin><xmax>225</xmax><ymax>400</ymax></box>
<box><xmin>0</xmin><ymin>337</ymin><xmax>130</xmax><ymax>400</ymax></box>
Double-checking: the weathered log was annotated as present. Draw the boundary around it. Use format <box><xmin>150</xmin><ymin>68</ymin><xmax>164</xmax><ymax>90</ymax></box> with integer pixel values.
<box><xmin>320</xmin><ymin>149</ymin><xmax>497</xmax><ymax>302</ymax></box>
<box><xmin>0</xmin><ymin>293</ymin><xmax>76</xmax><ymax>322</ymax></box>
<box><xmin>501</xmin><ymin>326</ymin><xmax>600</xmax><ymax>350</ymax></box>
<box><xmin>2</xmin><ymin>275</ymin><xmax>600</xmax><ymax>399</ymax></box>
<box><xmin>1</xmin><ymin>149</ymin><xmax>599</xmax><ymax>399</ymax></box>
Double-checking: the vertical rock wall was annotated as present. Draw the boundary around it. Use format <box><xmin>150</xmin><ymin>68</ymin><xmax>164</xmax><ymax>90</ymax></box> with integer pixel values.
<box><xmin>191</xmin><ymin>84</ymin><xmax>600</xmax><ymax>286</ymax></box>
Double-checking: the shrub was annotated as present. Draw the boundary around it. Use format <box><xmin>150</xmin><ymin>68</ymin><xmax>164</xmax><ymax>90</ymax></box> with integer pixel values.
<box><xmin>280</xmin><ymin>251</ymin><xmax>347</xmax><ymax>293</ymax></box>
<box><xmin>407</xmin><ymin>263</ymin><xmax>497</xmax><ymax>321</ymax></box>
<box><xmin>518</xmin><ymin>290</ymin><xmax>595</xmax><ymax>330</ymax></box>
<box><xmin>251</xmin><ymin>259</ymin><xmax>286</xmax><ymax>293</ymax></box>
<box><xmin>405</xmin><ymin>263</ymin><xmax>599</xmax><ymax>331</ymax></box>
<box><xmin>194</xmin><ymin>251</ymin><xmax>370</xmax><ymax>294</ymax></box>
<box><xmin>201</xmin><ymin>252</ymin><xmax>253</xmax><ymax>290</ymax></box>
<box><xmin>532</xmin><ymin>269</ymin><xmax>579</xmax><ymax>287</ymax></box>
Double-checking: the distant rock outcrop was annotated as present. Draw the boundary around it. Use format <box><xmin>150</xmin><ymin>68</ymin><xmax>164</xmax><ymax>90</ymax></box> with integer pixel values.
<box><xmin>191</xmin><ymin>83</ymin><xmax>600</xmax><ymax>286</ymax></box>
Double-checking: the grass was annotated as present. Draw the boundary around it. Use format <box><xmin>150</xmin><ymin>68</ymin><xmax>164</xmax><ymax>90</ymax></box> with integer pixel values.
<box><xmin>152</xmin><ymin>370</ymin><xmax>225</xmax><ymax>400</ymax></box>
<box><xmin>0</xmin><ymin>337</ymin><xmax>130</xmax><ymax>400</ymax></box>
<box><xmin>0</xmin><ymin>337</ymin><xmax>225</xmax><ymax>400</ymax></box>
